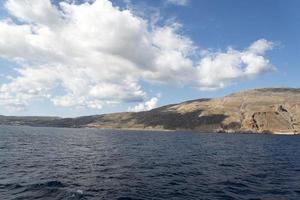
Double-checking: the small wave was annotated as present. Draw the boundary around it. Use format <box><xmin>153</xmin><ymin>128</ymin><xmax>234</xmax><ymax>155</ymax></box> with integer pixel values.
<box><xmin>250</xmin><ymin>173</ymin><xmax>268</xmax><ymax>179</ymax></box>
<box><xmin>2</xmin><ymin>181</ymin><xmax>87</xmax><ymax>200</ymax></box>
<box><xmin>219</xmin><ymin>163</ymin><xmax>237</xmax><ymax>167</ymax></box>
<box><xmin>218</xmin><ymin>180</ymin><xmax>249</xmax><ymax>188</ymax></box>
<box><xmin>22</xmin><ymin>180</ymin><xmax>66</xmax><ymax>192</ymax></box>
<box><xmin>0</xmin><ymin>183</ymin><xmax>23</xmax><ymax>190</ymax></box>
<box><xmin>117</xmin><ymin>197</ymin><xmax>140</xmax><ymax>200</ymax></box>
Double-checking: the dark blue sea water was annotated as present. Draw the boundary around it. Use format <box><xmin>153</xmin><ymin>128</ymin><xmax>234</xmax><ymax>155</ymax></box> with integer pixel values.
<box><xmin>0</xmin><ymin>126</ymin><xmax>300</xmax><ymax>200</ymax></box>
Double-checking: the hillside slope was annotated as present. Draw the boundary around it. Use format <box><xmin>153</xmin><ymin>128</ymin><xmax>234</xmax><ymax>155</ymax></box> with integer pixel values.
<box><xmin>83</xmin><ymin>88</ymin><xmax>300</xmax><ymax>134</ymax></box>
<box><xmin>1</xmin><ymin>88</ymin><xmax>300</xmax><ymax>134</ymax></box>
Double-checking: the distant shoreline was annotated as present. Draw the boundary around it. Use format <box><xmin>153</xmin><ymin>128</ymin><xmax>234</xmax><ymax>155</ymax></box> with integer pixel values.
<box><xmin>1</xmin><ymin>124</ymin><xmax>299</xmax><ymax>136</ymax></box>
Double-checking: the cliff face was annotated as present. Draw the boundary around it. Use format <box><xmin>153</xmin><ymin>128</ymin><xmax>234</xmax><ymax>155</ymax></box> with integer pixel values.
<box><xmin>85</xmin><ymin>88</ymin><xmax>300</xmax><ymax>134</ymax></box>
<box><xmin>210</xmin><ymin>88</ymin><xmax>300</xmax><ymax>133</ymax></box>
<box><xmin>1</xmin><ymin>88</ymin><xmax>300</xmax><ymax>134</ymax></box>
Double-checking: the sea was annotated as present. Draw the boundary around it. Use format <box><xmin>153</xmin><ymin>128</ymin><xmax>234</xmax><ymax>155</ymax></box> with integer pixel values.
<box><xmin>0</xmin><ymin>125</ymin><xmax>300</xmax><ymax>200</ymax></box>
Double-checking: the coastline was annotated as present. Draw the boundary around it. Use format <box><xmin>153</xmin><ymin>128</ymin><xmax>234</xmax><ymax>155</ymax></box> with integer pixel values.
<box><xmin>1</xmin><ymin>124</ymin><xmax>299</xmax><ymax>135</ymax></box>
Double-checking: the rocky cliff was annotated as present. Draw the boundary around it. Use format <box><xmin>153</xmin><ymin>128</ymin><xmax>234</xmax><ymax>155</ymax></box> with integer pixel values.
<box><xmin>1</xmin><ymin>88</ymin><xmax>300</xmax><ymax>134</ymax></box>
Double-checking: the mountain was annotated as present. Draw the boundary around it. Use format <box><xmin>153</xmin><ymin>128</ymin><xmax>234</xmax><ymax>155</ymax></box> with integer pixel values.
<box><xmin>1</xmin><ymin>88</ymin><xmax>300</xmax><ymax>134</ymax></box>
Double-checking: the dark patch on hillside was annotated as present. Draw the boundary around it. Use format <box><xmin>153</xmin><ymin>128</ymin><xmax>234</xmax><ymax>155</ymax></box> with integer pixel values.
<box><xmin>134</xmin><ymin>110</ymin><xmax>226</xmax><ymax>130</ymax></box>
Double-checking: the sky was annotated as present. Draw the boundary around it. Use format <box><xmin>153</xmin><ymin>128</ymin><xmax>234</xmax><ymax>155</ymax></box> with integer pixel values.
<box><xmin>0</xmin><ymin>0</ymin><xmax>299</xmax><ymax>117</ymax></box>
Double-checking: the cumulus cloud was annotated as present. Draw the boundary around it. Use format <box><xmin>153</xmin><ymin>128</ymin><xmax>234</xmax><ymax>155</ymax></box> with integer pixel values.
<box><xmin>166</xmin><ymin>0</ymin><xmax>189</xmax><ymax>6</ymax></box>
<box><xmin>128</xmin><ymin>96</ymin><xmax>160</xmax><ymax>112</ymax></box>
<box><xmin>5</xmin><ymin>0</ymin><xmax>61</xmax><ymax>26</ymax></box>
<box><xmin>196</xmin><ymin>39</ymin><xmax>275</xmax><ymax>90</ymax></box>
<box><xmin>0</xmin><ymin>0</ymin><xmax>275</xmax><ymax>110</ymax></box>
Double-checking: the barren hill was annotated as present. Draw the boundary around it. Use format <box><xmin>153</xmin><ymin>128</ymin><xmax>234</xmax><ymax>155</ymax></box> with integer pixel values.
<box><xmin>1</xmin><ymin>88</ymin><xmax>300</xmax><ymax>134</ymax></box>
<box><xmin>85</xmin><ymin>88</ymin><xmax>300</xmax><ymax>134</ymax></box>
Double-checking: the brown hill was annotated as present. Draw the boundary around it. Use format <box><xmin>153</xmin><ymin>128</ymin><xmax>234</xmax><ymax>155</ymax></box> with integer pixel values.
<box><xmin>1</xmin><ymin>88</ymin><xmax>300</xmax><ymax>134</ymax></box>
<box><xmin>85</xmin><ymin>88</ymin><xmax>300</xmax><ymax>134</ymax></box>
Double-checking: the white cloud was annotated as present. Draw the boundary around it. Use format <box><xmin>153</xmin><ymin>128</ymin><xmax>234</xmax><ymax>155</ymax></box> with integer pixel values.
<box><xmin>248</xmin><ymin>39</ymin><xmax>274</xmax><ymax>54</ymax></box>
<box><xmin>196</xmin><ymin>39</ymin><xmax>275</xmax><ymax>90</ymax></box>
<box><xmin>0</xmin><ymin>0</ymin><xmax>275</xmax><ymax>110</ymax></box>
<box><xmin>5</xmin><ymin>0</ymin><xmax>62</xmax><ymax>26</ymax></box>
<box><xmin>166</xmin><ymin>0</ymin><xmax>189</xmax><ymax>6</ymax></box>
<box><xmin>128</xmin><ymin>96</ymin><xmax>160</xmax><ymax>112</ymax></box>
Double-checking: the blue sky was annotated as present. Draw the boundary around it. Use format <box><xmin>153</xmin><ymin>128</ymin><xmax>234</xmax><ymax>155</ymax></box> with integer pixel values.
<box><xmin>0</xmin><ymin>0</ymin><xmax>299</xmax><ymax>117</ymax></box>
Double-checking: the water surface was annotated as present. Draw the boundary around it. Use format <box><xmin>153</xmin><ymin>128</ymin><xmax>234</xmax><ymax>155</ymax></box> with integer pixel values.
<box><xmin>0</xmin><ymin>126</ymin><xmax>300</xmax><ymax>200</ymax></box>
